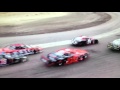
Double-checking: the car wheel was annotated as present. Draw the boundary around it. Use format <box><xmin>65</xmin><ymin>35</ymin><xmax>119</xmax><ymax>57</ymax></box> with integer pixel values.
<box><xmin>78</xmin><ymin>42</ymin><xmax>85</xmax><ymax>46</ymax></box>
<box><xmin>72</xmin><ymin>41</ymin><xmax>78</xmax><ymax>45</ymax></box>
<box><xmin>84</xmin><ymin>53</ymin><xmax>89</xmax><ymax>59</ymax></box>
<box><xmin>34</xmin><ymin>50</ymin><xmax>37</xmax><ymax>54</ymax></box>
<box><xmin>94</xmin><ymin>40</ymin><xmax>99</xmax><ymax>44</ymax></box>
<box><xmin>78</xmin><ymin>55</ymin><xmax>84</xmax><ymax>61</ymax></box>
<box><xmin>91</xmin><ymin>40</ymin><xmax>95</xmax><ymax>44</ymax></box>
<box><xmin>58</xmin><ymin>62</ymin><xmax>63</xmax><ymax>66</ymax></box>
<box><xmin>21</xmin><ymin>58</ymin><xmax>28</xmax><ymax>63</ymax></box>
<box><xmin>79</xmin><ymin>42</ymin><xmax>83</xmax><ymax>46</ymax></box>
<box><xmin>56</xmin><ymin>60</ymin><xmax>64</xmax><ymax>66</ymax></box>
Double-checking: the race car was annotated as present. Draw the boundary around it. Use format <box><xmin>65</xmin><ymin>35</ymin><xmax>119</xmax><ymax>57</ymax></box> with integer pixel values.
<box><xmin>40</xmin><ymin>48</ymin><xmax>89</xmax><ymax>66</ymax></box>
<box><xmin>2</xmin><ymin>44</ymin><xmax>43</xmax><ymax>56</ymax></box>
<box><xmin>71</xmin><ymin>36</ymin><xmax>99</xmax><ymax>46</ymax></box>
<box><xmin>0</xmin><ymin>51</ymin><xmax>28</xmax><ymax>66</ymax></box>
<box><xmin>107</xmin><ymin>39</ymin><xmax>120</xmax><ymax>51</ymax></box>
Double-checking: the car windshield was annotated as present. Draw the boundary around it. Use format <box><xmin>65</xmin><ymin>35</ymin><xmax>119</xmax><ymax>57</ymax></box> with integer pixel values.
<box><xmin>49</xmin><ymin>53</ymin><xmax>57</xmax><ymax>58</ymax></box>
<box><xmin>25</xmin><ymin>45</ymin><xmax>31</xmax><ymax>48</ymax></box>
<box><xmin>49</xmin><ymin>52</ymin><xmax>63</xmax><ymax>59</ymax></box>
<box><xmin>55</xmin><ymin>51</ymin><xmax>64</xmax><ymax>56</ymax></box>
<box><xmin>54</xmin><ymin>51</ymin><xmax>65</xmax><ymax>57</ymax></box>
<box><xmin>16</xmin><ymin>45</ymin><xmax>29</xmax><ymax>49</ymax></box>
<box><xmin>47</xmin><ymin>53</ymin><xmax>57</xmax><ymax>61</ymax></box>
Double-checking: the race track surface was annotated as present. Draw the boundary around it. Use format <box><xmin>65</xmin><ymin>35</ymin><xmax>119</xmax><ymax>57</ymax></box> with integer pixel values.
<box><xmin>0</xmin><ymin>12</ymin><xmax>120</xmax><ymax>78</ymax></box>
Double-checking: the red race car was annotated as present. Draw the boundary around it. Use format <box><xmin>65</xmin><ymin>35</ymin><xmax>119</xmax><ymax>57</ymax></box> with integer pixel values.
<box><xmin>1</xmin><ymin>44</ymin><xmax>43</xmax><ymax>56</ymax></box>
<box><xmin>40</xmin><ymin>48</ymin><xmax>89</xmax><ymax>66</ymax></box>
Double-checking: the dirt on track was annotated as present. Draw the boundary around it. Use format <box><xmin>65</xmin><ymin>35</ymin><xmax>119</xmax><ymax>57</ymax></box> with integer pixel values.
<box><xmin>0</xmin><ymin>12</ymin><xmax>111</xmax><ymax>37</ymax></box>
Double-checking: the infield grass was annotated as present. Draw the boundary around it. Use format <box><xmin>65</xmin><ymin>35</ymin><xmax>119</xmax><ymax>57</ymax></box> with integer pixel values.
<box><xmin>0</xmin><ymin>12</ymin><xmax>69</xmax><ymax>26</ymax></box>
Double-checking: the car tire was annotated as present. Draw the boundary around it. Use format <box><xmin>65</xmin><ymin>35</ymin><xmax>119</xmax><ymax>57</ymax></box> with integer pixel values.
<box><xmin>94</xmin><ymin>40</ymin><xmax>99</xmax><ymax>44</ymax></box>
<box><xmin>78</xmin><ymin>55</ymin><xmax>84</xmax><ymax>61</ymax></box>
<box><xmin>56</xmin><ymin>60</ymin><xmax>64</xmax><ymax>66</ymax></box>
<box><xmin>79</xmin><ymin>42</ymin><xmax>83</xmax><ymax>46</ymax></box>
<box><xmin>21</xmin><ymin>58</ymin><xmax>28</xmax><ymax>63</ymax></box>
<box><xmin>34</xmin><ymin>50</ymin><xmax>37</xmax><ymax>54</ymax></box>
<box><xmin>84</xmin><ymin>53</ymin><xmax>89</xmax><ymax>59</ymax></box>
<box><xmin>58</xmin><ymin>62</ymin><xmax>63</xmax><ymax>66</ymax></box>
<box><xmin>91</xmin><ymin>40</ymin><xmax>95</xmax><ymax>44</ymax></box>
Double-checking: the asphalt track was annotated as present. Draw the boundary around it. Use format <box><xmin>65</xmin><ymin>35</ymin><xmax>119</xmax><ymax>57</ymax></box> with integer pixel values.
<box><xmin>0</xmin><ymin>12</ymin><xmax>120</xmax><ymax>78</ymax></box>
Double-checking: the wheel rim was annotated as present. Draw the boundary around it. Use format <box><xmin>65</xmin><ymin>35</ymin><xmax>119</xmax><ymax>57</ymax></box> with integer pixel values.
<box><xmin>73</xmin><ymin>41</ymin><xmax>77</xmax><ymax>44</ymax></box>
<box><xmin>84</xmin><ymin>55</ymin><xmax>88</xmax><ymax>58</ymax></box>
<box><xmin>78</xmin><ymin>56</ymin><xmax>84</xmax><ymax>61</ymax></box>
<box><xmin>80</xmin><ymin>57</ymin><xmax>83</xmax><ymax>60</ymax></box>
<box><xmin>85</xmin><ymin>53</ymin><xmax>89</xmax><ymax>58</ymax></box>
<box><xmin>58</xmin><ymin>63</ymin><xmax>62</xmax><ymax>66</ymax></box>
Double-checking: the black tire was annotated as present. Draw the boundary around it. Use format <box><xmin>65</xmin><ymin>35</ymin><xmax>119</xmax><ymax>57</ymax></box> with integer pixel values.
<box><xmin>78</xmin><ymin>42</ymin><xmax>83</xmax><ymax>46</ymax></box>
<box><xmin>13</xmin><ymin>59</ymin><xmax>20</xmax><ymax>64</ymax></box>
<box><xmin>56</xmin><ymin>60</ymin><xmax>64</xmax><ymax>66</ymax></box>
<box><xmin>22</xmin><ymin>58</ymin><xmax>28</xmax><ymax>63</ymax></box>
<box><xmin>78</xmin><ymin>55</ymin><xmax>84</xmax><ymax>61</ymax></box>
<box><xmin>83</xmin><ymin>41</ymin><xmax>87</xmax><ymax>46</ymax></box>
<box><xmin>34</xmin><ymin>50</ymin><xmax>37</xmax><ymax>54</ymax></box>
<box><xmin>84</xmin><ymin>53</ymin><xmax>89</xmax><ymax>59</ymax></box>
<box><xmin>7</xmin><ymin>59</ymin><xmax>14</xmax><ymax>65</ymax></box>
<box><xmin>21</xmin><ymin>58</ymin><xmax>28</xmax><ymax>63</ymax></box>
<box><xmin>91</xmin><ymin>40</ymin><xmax>95</xmax><ymax>44</ymax></box>
<box><xmin>78</xmin><ymin>41</ymin><xmax>86</xmax><ymax>46</ymax></box>
<box><xmin>94</xmin><ymin>40</ymin><xmax>99</xmax><ymax>44</ymax></box>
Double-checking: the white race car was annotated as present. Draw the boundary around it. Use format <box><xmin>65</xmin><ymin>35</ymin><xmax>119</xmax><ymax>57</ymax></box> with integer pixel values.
<box><xmin>71</xmin><ymin>36</ymin><xmax>99</xmax><ymax>46</ymax></box>
<box><xmin>107</xmin><ymin>39</ymin><xmax>120</xmax><ymax>50</ymax></box>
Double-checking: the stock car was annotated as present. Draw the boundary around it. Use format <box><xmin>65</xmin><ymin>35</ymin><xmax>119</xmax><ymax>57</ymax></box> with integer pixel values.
<box><xmin>1</xmin><ymin>44</ymin><xmax>43</xmax><ymax>55</ymax></box>
<box><xmin>107</xmin><ymin>39</ymin><xmax>120</xmax><ymax>50</ymax></box>
<box><xmin>40</xmin><ymin>48</ymin><xmax>89</xmax><ymax>66</ymax></box>
<box><xmin>71</xmin><ymin>36</ymin><xmax>99</xmax><ymax>46</ymax></box>
<box><xmin>0</xmin><ymin>51</ymin><xmax>28</xmax><ymax>66</ymax></box>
